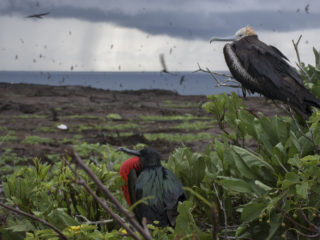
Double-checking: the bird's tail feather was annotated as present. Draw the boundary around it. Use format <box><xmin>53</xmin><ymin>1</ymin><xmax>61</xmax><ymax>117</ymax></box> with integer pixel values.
<box><xmin>305</xmin><ymin>93</ymin><xmax>320</xmax><ymax>109</ymax></box>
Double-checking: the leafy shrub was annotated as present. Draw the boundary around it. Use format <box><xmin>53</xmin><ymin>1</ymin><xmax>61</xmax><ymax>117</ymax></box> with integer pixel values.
<box><xmin>2</xmin><ymin>49</ymin><xmax>320</xmax><ymax>239</ymax></box>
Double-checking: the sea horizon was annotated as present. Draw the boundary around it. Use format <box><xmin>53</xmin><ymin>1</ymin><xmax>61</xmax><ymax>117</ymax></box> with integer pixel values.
<box><xmin>0</xmin><ymin>70</ymin><xmax>240</xmax><ymax>96</ymax></box>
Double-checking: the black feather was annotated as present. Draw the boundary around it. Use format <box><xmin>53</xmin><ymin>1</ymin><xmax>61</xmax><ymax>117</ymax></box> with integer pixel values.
<box><xmin>128</xmin><ymin>168</ymin><xmax>137</xmax><ymax>204</ymax></box>
<box><xmin>133</xmin><ymin>167</ymin><xmax>187</xmax><ymax>227</ymax></box>
<box><xmin>125</xmin><ymin>148</ymin><xmax>187</xmax><ymax>227</ymax></box>
<box><xmin>224</xmin><ymin>35</ymin><xmax>320</xmax><ymax>118</ymax></box>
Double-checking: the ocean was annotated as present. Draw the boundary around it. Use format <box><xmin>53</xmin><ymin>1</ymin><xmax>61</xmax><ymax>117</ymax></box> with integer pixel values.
<box><xmin>0</xmin><ymin>71</ymin><xmax>241</xmax><ymax>96</ymax></box>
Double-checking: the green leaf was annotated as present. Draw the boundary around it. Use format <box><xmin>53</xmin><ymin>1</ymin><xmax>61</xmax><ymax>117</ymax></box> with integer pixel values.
<box><xmin>6</xmin><ymin>219</ymin><xmax>35</xmax><ymax>232</ymax></box>
<box><xmin>298</xmin><ymin>132</ymin><xmax>314</xmax><ymax>156</ymax></box>
<box><xmin>288</xmin><ymin>155</ymin><xmax>302</xmax><ymax>168</ymax></box>
<box><xmin>289</xmin><ymin>131</ymin><xmax>301</xmax><ymax>153</ymax></box>
<box><xmin>282</xmin><ymin>172</ymin><xmax>300</xmax><ymax>188</ymax></box>
<box><xmin>232</xmin><ymin>146</ymin><xmax>275</xmax><ymax>172</ymax></box>
<box><xmin>174</xmin><ymin>200</ymin><xmax>200</xmax><ymax>237</ymax></box>
<box><xmin>266</xmin><ymin>212</ymin><xmax>282</xmax><ymax>240</ymax></box>
<box><xmin>301</xmin><ymin>155</ymin><xmax>320</xmax><ymax>166</ymax></box>
<box><xmin>231</xmin><ymin>148</ymin><xmax>256</xmax><ymax>180</ymax></box>
<box><xmin>217</xmin><ymin>176</ymin><xmax>253</xmax><ymax>193</ymax></box>
<box><xmin>254</xmin><ymin>180</ymin><xmax>273</xmax><ymax>191</ymax></box>
<box><xmin>313</xmin><ymin>47</ymin><xmax>320</xmax><ymax>67</ymax></box>
<box><xmin>296</xmin><ymin>182</ymin><xmax>308</xmax><ymax>199</ymax></box>
<box><xmin>166</xmin><ymin>147</ymin><xmax>206</xmax><ymax>187</ymax></box>
<box><xmin>241</xmin><ymin>200</ymin><xmax>267</xmax><ymax>223</ymax></box>
<box><xmin>47</xmin><ymin>208</ymin><xmax>79</xmax><ymax>230</ymax></box>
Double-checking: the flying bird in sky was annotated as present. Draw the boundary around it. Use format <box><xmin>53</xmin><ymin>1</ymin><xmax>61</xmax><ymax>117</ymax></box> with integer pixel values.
<box><xmin>26</xmin><ymin>12</ymin><xmax>50</xmax><ymax>19</ymax></box>
<box><xmin>305</xmin><ymin>4</ymin><xmax>310</xmax><ymax>14</ymax></box>
<box><xmin>210</xmin><ymin>26</ymin><xmax>320</xmax><ymax>118</ymax></box>
<box><xmin>119</xmin><ymin>147</ymin><xmax>187</xmax><ymax>227</ymax></box>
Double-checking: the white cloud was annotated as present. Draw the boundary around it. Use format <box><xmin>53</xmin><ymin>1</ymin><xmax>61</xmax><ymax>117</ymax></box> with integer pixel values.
<box><xmin>0</xmin><ymin>15</ymin><xmax>319</xmax><ymax>72</ymax></box>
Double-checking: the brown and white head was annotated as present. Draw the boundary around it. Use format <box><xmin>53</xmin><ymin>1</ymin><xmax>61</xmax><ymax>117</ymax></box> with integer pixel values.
<box><xmin>210</xmin><ymin>26</ymin><xmax>257</xmax><ymax>43</ymax></box>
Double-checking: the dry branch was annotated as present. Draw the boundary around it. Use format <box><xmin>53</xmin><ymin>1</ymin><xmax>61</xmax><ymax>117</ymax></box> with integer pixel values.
<box><xmin>0</xmin><ymin>202</ymin><xmax>69</xmax><ymax>240</ymax></box>
<box><xmin>194</xmin><ymin>63</ymin><xmax>240</xmax><ymax>88</ymax></box>
<box><xmin>65</xmin><ymin>148</ymin><xmax>152</xmax><ymax>240</ymax></box>
<box><xmin>292</xmin><ymin>35</ymin><xmax>313</xmax><ymax>83</ymax></box>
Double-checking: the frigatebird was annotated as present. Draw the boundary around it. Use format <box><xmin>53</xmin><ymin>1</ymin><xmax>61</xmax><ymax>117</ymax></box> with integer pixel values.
<box><xmin>210</xmin><ymin>26</ymin><xmax>320</xmax><ymax>118</ymax></box>
<box><xmin>119</xmin><ymin>147</ymin><xmax>187</xmax><ymax>227</ymax></box>
<box><xmin>26</xmin><ymin>12</ymin><xmax>50</xmax><ymax>19</ymax></box>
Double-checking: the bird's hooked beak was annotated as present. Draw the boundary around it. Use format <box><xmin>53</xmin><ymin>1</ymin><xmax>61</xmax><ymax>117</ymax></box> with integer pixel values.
<box><xmin>118</xmin><ymin>147</ymin><xmax>141</xmax><ymax>156</ymax></box>
<box><xmin>210</xmin><ymin>36</ymin><xmax>237</xmax><ymax>44</ymax></box>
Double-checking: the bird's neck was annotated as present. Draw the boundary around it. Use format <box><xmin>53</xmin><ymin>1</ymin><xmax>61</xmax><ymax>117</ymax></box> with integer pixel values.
<box><xmin>141</xmin><ymin>159</ymin><xmax>161</xmax><ymax>168</ymax></box>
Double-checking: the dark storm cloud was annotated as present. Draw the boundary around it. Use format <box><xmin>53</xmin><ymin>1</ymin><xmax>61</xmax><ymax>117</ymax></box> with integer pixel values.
<box><xmin>1</xmin><ymin>1</ymin><xmax>320</xmax><ymax>40</ymax></box>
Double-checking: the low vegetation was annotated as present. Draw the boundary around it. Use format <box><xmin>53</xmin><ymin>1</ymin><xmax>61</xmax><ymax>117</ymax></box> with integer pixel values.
<box><xmin>1</xmin><ymin>49</ymin><xmax>320</xmax><ymax>239</ymax></box>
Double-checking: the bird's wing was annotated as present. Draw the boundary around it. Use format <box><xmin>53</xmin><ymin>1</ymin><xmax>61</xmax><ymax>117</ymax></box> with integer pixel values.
<box><xmin>237</xmin><ymin>42</ymin><xmax>304</xmax><ymax>90</ymax></box>
<box><xmin>161</xmin><ymin>168</ymin><xmax>187</xmax><ymax>226</ymax></box>
<box><xmin>266</xmin><ymin>44</ymin><xmax>304</xmax><ymax>85</ymax></box>
<box><xmin>40</xmin><ymin>12</ymin><xmax>50</xmax><ymax>16</ymax></box>
<box><xmin>161</xmin><ymin>168</ymin><xmax>187</xmax><ymax>208</ymax></box>
<box><xmin>26</xmin><ymin>12</ymin><xmax>50</xmax><ymax>18</ymax></box>
<box><xmin>127</xmin><ymin>168</ymin><xmax>137</xmax><ymax>204</ymax></box>
<box><xmin>134</xmin><ymin>169</ymin><xmax>168</xmax><ymax>225</ymax></box>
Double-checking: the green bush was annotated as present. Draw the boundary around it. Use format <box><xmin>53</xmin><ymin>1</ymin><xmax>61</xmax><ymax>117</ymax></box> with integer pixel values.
<box><xmin>2</xmin><ymin>48</ymin><xmax>320</xmax><ymax>239</ymax></box>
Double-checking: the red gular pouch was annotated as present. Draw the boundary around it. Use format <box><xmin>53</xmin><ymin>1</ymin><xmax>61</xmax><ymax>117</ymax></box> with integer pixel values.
<box><xmin>119</xmin><ymin>156</ymin><xmax>141</xmax><ymax>206</ymax></box>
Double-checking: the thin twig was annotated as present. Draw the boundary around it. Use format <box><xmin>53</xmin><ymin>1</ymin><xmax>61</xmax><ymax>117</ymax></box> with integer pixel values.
<box><xmin>296</xmin><ymin>63</ymin><xmax>312</xmax><ymax>83</ymax></box>
<box><xmin>195</xmin><ymin>63</ymin><xmax>240</xmax><ymax>88</ymax></box>
<box><xmin>274</xmin><ymin>154</ymin><xmax>288</xmax><ymax>173</ymax></box>
<box><xmin>213</xmin><ymin>183</ymin><xmax>229</xmax><ymax>240</ymax></box>
<box><xmin>65</xmin><ymin>148</ymin><xmax>152</xmax><ymax>240</ymax></box>
<box><xmin>75</xmin><ymin>215</ymin><xmax>113</xmax><ymax>225</ymax></box>
<box><xmin>78</xmin><ymin>179</ymin><xmax>142</xmax><ymax>240</ymax></box>
<box><xmin>292</xmin><ymin>35</ymin><xmax>302</xmax><ymax>65</ymax></box>
<box><xmin>292</xmin><ymin>35</ymin><xmax>313</xmax><ymax>83</ymax></box>
<box><xmin>62</xmin><ymin>157</ymin><xmax>143</xmax><ymax>240</ymax></box>
<box><xmin>0</xmin><ymin>202</ymin><xmax>69</xmax><ymax>240</ymax></box>
<box><xmin>299</xmin><ymin>206</ymin><xmax>320</xmax><ymax>231</ymax></box>
<box><xmin>288</xmin><ymin>228</ymin><xmax>320</xmax><ymax>238</ymax></box>
<box><xmin>276</xmin><ymin>206</ymin><xmax>315</xmax><ymax>232</ymax></box>
<box><xmin>211</xmin><ymin>203</ymin><xmax>218</xmax><ymax>240</ymax></box>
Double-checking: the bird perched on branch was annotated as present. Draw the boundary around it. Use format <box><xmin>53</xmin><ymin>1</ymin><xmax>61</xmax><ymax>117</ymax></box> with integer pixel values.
<box><xmin>210</xmin><ymin>26</ymin><xmax>320</xmax><ymax>118</ymax></box>
<box><xmin>119</xmin><ymin>147</ymin><xmax>187</xmax><ymax>227</ymax></box>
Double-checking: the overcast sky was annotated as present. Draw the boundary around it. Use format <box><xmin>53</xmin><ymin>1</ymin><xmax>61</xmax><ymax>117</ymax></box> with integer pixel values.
<box><xmin>0</xmin><ymin>0</ymin><xmax>319</xmax><ymax>71</ymax></box>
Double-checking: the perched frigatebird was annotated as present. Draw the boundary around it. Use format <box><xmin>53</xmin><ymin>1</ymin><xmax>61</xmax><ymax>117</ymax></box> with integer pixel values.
<box><xmin>210</xmin><ymin>26</ymin><xmax>320</xmax><ymax>118</ymax></box>
<box><xmin>119</xmin><ymin>147</ymin><xmax>187</xmax><ymax>227</ymax></box>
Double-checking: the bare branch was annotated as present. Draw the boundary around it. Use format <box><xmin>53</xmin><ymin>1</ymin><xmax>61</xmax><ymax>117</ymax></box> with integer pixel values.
<box><xmin>276</xmin><ymin>206</ymin><xmax>315</xmax><ymax>233</ymax></box>
<box><xmin>78</xmin><ymin>179</ymin><xmax>142</xmax><ymax>240</ymax></box>
<box><xmin>288</xmin><ymin>228</ymin><xmax>320</xmax><ymax>238</ymax></box>
<box><xmin>75</xmin><ymin>215</ymin><xmax>113</xmax><ymax>225</ymax></box>
<box><xmin>63</xmin><ymin>157</ymin><xmax>142</xmax><ymax>240</ymax></box>
<box><xmin>292</xmin><ymin>35</ymin><xmax>313</xmax><ymax>83</ymax></box>
<box><xmin>65</xmin><ymin>148</ymin><xmax>152</xmax><ymax>240</ymax></box>
<box><xmin>213</xmin><ymin>183</ymin><xmax>230</xmax><ymax>240</ymax></box>
<box><xmin>274</xmin><ymin>154</ymin><xmax>289</xmax><ymax>173</ymax></box>
<box><xmin>211</xmin><ymin>203</ymin><xmax>218</xmax><ymax>240</ymax></box>
<box><xmin>299</xmin><ymin>206</ymin><xmax>320</xmax><ymax>232</ymax></box>
<box><xmin>0</xmin><ymin>202</ymin><xmax>69</xmax><ymax>240</ymax></box>
<box><xmin>292</xmin><ymin>35</ymin><xmax>302</xmax><ymax>65</ymax></box>
<box><xmin>195</xmin><ymin>63</ymin><xmax>240</xmax><ymax>88</ymax></box>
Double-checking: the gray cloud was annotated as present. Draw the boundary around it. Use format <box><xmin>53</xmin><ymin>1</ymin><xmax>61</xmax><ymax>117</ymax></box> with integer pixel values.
<box><xmin>1</xmin><ymin>0</ymin><xmax>320</xmax><ymax>40</ymax></box>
